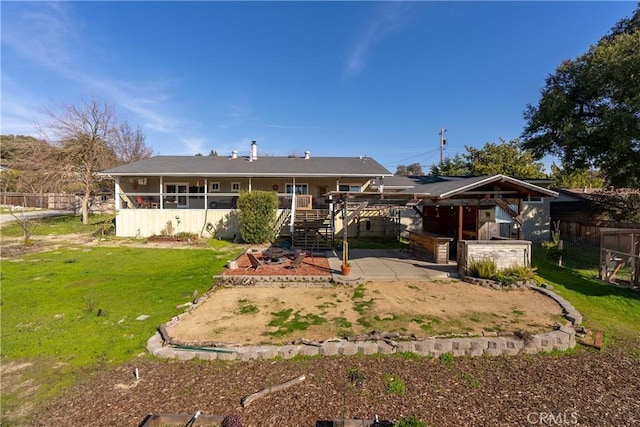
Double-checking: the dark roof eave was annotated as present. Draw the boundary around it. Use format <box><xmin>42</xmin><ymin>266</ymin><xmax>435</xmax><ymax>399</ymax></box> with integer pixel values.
<box><xmin>98</xmin><ymin>172</ymin><xmax>393</xmax><ymax>178</ymax></box>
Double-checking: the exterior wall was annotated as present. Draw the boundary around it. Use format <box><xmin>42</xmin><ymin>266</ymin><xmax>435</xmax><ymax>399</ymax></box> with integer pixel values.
<box><xmin>522</xmin><ymin>198</ymin><xmax>551</xmax><ymax>242</ymax></box>
<box><xmin>116</xmin><ymin>208</ymin><xmax>247</xmax><ymax>239</ymax></box>
<box><xmin>457</xmin><ymin>239</ymin><xmax>532</xmax><ymax>276</ymax></box>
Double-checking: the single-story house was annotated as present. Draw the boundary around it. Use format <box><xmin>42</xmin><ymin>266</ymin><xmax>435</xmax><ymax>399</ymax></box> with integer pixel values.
<box><xmin>98</xmin><ymin>142</ymin><xmax>393</xmax><ymax>242</ymax></box>
<box><xmin>100</xmin><ymin>142</ymin><xmax>557</xmax><ymax>263</ymax></box>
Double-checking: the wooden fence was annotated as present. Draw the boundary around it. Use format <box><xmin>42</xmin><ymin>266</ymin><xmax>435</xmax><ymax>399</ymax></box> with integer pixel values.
<box><xmin>556</xmin><ymin>220</ymin><xmax>640</xmax><ymax>241</ymax></box>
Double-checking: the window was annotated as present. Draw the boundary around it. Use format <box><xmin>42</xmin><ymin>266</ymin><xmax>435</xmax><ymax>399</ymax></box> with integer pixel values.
<box><xmin>339</xmin><ymin>184</ymin><xmax>361</xmax><ymax>192</ymax></box>
<box><xmin>165</xmin><ymin>183</ymin><xmax>188</xmax><ymax>207</ymax></box>
<box><xmin>210</xmin><ymin>182</ymin><xmax>220</xmax><ymax>192</ymax></box>
<box><xmin>231</xmin><ymin>182</ymin><xmax>241</xmax><ymax>192</ymax></box>
<box><xmin>524</xmin><ymin>196</ymin><xmax>543</xmax><ymax>204</ymax></box>
<box><xmin>285</xmin><ymin>183</ymin><xmax>308</xmax><ymax>194</ymax></box>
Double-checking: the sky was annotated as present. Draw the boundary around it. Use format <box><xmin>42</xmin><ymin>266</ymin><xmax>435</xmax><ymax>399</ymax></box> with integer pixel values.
<box><xmin>1</xmin><ymin>1</ymin><xmax>637</xmax><ymax>173</ymax></box>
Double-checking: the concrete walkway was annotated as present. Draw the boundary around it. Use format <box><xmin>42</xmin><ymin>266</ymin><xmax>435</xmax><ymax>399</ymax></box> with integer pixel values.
<box><xmin>327</xmin><ymin>248</ymin><xmax>458</xmax><ymax>281</ymax></box>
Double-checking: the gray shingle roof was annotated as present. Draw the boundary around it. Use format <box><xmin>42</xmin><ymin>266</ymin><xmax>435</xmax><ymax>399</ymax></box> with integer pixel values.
<box><xmin>398</xmin><ymin>175</ymin><xmax>558</xmax><ymax>199</ymax></box>
<box><xmin>100</xmin><ymin>155</ymin><xmax>392</xmax><ymax>177</ymax></box>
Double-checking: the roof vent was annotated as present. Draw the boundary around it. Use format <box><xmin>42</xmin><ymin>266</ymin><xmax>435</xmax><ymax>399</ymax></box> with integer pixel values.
<box><xmin>231</xmin><ymin>150</ymin><xmax>238</xmax><ymax>159</ymax></box>
<box><xmin>304</xmin><ymin>150</ymin><xmax>310</xmax><ymax>159</ymax></box>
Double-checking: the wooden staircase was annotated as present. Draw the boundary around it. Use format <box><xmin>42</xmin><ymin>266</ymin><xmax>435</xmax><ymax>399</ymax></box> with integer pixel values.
<box><xmin>291</xmin><ymin>209</ymin><xmax>333</xmax><ymax>251</ymax></box>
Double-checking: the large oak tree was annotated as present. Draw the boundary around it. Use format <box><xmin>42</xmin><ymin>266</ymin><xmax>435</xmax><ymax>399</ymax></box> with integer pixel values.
<box><xmin>522</xmin><ymin>6</ymin><xmax>640</xmax><ymax>188</ymax></box>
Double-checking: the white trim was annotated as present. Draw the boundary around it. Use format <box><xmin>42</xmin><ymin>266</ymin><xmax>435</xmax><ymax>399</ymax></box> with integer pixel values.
<box><xmin>523</xmin><ymin>196</ymin><xmax>543</xmax><ymax>204</ymax></box>
<box><xmin>286</xmin><ymin>183</ymin><xmax>309</xmax><ymax>194</ymax></box>
<box><xmin>338</xmin><ymin>183</ymin><xmax>362</xmax><ymax>192</ymax></box>
<box><xmin>165</xmin><ymin>182</ymin><xmax>189</xmax><ymax>208</ymax></box>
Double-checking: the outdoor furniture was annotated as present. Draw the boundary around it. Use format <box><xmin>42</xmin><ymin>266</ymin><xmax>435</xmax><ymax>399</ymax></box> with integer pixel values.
<box><xmin>245</xmin><ymin>252</ymin><xmax>264</xmax><ymax>271</ymax></box>
<box><xmin>135</xmin><ymin>196</ymin><xmax>151</xmax><ymax>209</ymax></box>
<box><xmin>289</xmin><ymin>253</ymin><xmax>307</xmax><ymax>271</ymax></box>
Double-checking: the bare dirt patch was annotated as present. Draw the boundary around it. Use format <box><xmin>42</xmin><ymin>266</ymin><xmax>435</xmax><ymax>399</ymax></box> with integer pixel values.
<box><xmin>169</xmin><ymin>281</ymin><xmax>564</xmax><ymax>345</ymax></box>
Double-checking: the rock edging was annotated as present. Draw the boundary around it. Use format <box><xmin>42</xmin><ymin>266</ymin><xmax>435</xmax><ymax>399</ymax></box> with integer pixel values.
<box><xmin>147</xmin><ymin>283</ymin><xmax>580</xmax><ymax>361</ymax></box>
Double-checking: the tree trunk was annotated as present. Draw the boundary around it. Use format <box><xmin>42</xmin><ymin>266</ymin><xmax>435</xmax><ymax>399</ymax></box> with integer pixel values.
<box><xmin>82</xmin><ymin>188</ymin><xmax>90</xmax><ymax>225</ymax></box>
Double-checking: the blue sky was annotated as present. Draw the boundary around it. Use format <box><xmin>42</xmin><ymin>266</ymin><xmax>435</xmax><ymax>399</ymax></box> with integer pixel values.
<box><xmin>1</xmin><ymin>1</ymin><xmax>636</xmax><ymax>173</ymax></box>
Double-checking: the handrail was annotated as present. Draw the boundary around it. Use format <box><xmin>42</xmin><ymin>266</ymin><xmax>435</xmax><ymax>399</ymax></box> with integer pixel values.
<box><xmin>273</xmin><ymin>209</ymin><xmax>291</xmax><ymax>242</ymax></box>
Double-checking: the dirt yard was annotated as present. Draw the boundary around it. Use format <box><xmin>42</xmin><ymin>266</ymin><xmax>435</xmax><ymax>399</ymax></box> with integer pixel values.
<box><xmin>168</xmin><ymin>281</ymin><xmax>564</xmax><ymax>345</ymax></box>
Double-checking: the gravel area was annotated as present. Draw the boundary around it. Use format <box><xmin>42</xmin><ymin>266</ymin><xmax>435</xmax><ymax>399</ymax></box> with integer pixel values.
<box><xmin>30</xmin><ymin>346</ymin><xmax>640</xmax><ymax>426</ymax></box>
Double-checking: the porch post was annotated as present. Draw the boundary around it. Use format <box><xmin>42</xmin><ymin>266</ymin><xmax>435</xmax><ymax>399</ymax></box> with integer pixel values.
<box><xmin>160</xmin><ymin>176</ymin><xmax>164</xmax><ymax>209</ymax></box>
<box><xmin>517</xmin><ymin>198</ymin><xmax>523</xmax><ymax>239</ymax></box>
<box><xmin>114</xmin><ymin>178</ymin><xmax>121</xmax><ymax>210</ymax></box>
<box><xmin>204</xmin><ymin>178</ymin><xmax>208</xmax><ymax>209</ymax></box>
<box><xmin>458</xmin><ymin>205</ymin><xmax>463</xmax><ymax>241</ymax></box>
<box><xmin>289</xmin><ymin>177</ymin><xmax>296</xmax><ymax>234</ymax></box>
<box><xmin>248</xmin><ymin>177</ymin><xmax>252</xmax><ymax>192</ymax></box>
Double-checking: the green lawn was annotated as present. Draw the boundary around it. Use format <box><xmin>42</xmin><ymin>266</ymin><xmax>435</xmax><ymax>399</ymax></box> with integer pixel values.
<box><xmin>533</xmin><ymin>254</ymin><xmax>640</xmax><ymax>349</ymax></box>
<box><xmin>1</xmin><ymin>242</ymin><xmax>242</xmax><ymax>419</ymax></box>
<box><xmin>1</xmin><ymin>213</ymin><xmax>112</xmax><ymax>237</ymax></box>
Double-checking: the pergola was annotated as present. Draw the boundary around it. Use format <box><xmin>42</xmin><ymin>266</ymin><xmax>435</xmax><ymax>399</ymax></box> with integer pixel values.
<box><xmin>328</xmin><ymin>175</ymin><xmax>559</xmax><ymax>266</ymax></box>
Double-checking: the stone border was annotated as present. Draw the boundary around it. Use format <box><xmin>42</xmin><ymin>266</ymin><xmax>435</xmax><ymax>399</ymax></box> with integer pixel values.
<box><xmin>147</xmin><ymin>282</ymin><xmax>580</xmax><ymax>361</ymax></box>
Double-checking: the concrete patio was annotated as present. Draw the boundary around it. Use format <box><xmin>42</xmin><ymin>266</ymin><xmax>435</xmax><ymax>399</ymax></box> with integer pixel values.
<box><xmin>328</xmin><ymin>248</ymin><xmax>459</xmax><ymax>282</ymax></box>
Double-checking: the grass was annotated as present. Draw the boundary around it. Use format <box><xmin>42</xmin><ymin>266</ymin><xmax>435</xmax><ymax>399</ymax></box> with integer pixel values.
<box><xmin>1</xmin><ymin>213</ymin><xmax>112</xmax><ymax>237</ymax></box>
<box><xmin>3</xmin><ymin>215</ymin><xmax>639</xmax><ymax>422</ymax></box>
<box><xmin>533</xmin><ymin>252</ymin><xmax>640</xmax><ymax>349</ymax></box>
<box><xmin>236</xmin><ymin>299</ymin><xmax>259</xmax><ymax>315</ymax></box>
<box><xmin>267</xmin><ymin>309</ymin><xmax>327</xmax><ymax>337</ymax></box>
<box><xmin>1</xmin><ymin>239</ymin><xmax>242</xmax><ymax>422</ymax></box>
<box><xmin>383</xmin><ymin>373</ymin><xmax>406</xmax><ymax>395</ymax></box>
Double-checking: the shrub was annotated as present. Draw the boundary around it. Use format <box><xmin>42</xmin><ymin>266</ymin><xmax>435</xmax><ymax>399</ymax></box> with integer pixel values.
<box><xmin>396</xmin><ymin>416</ymin><xmax>427</xmax><ymax>427</ymax></box>
<box><xmin>541</xmin><ymin>240</ymin><xmax>567</xmax><ymax>262</ymax></box>
<box><xmin>464</xmin><ymin>258</ymin><xmax>498</xmax><ymax>279</ymax></box>
<box><xmin>346</xmin><ymin>367</ymin><xmax>365</xmax><ymax>385</ymax></box>
<box><xmin>383</xmin><ymin>373</ymin><xmax>406</xmax><ymax>395</ymax></box>
<box><xmin>236</xmin><ymin>190</ymin><xmax>279</xmax><ymax>244</ymax></box>
<box><xmin>501</xmin><ymin>265</ymin><xmax>537</xmax><ymax>281</ymax></box>
<box><xmin>541</xmin><ymin>220</ymin><xmax>567</xmax><ymax>262</ymax></box>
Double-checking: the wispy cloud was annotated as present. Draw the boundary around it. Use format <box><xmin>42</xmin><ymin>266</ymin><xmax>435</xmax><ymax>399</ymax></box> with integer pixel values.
<box><xmin>344</xmin><ymin>2</ymin><xmax>414</xmax><ymax>77</ymax></box>
<box><xmin>181</xmin><ymin>137</ymin><xmax>206</xmax><ymax>155</ymax></box>
<box><xmin>0</xmin><ymin>3</ymin><xmax>201</xmax><ymax>153</ymax></box>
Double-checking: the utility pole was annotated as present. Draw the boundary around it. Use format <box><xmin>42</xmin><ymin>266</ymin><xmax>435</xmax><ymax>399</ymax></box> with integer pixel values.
<box><xmin>439</xmin><ymin>128</ymin><xmax>447</xmax><ymax>164</ymax></box>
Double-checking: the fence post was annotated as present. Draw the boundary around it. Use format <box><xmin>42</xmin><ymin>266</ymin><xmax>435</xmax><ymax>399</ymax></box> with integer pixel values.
<box><xmin>558</xmin><ymin>240</ymin><xmax>563</xmax><ymax>266</ymax></box>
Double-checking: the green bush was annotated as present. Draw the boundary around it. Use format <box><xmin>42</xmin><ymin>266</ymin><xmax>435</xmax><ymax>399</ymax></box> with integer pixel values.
<box><xmin>383</xmin><ymin>373</ymin><xmax>406</xmax><ymax>395</ymax></box>
<box><xmin>501</xmin><ymin>265</ymin><xmax>537</xmax><ymax>281</ymax></box>
<box><xmin>464</xmin><ymin>258</ymin><xmax>498</xmax><ymax>279</ymax></box>
<box><xmin>541</xmin><ymin>240</ymin><xmax>567</xmax><ymax>262</ymax></box>
<box><xmin>236</xmin><ymin>190</ymin><xmax>279</xmax><ymax>244</ymax></box>
<box><xmin>396</xmin><ymin>416</ymin><xmax>427</xmax><ymax>427</ymax></box>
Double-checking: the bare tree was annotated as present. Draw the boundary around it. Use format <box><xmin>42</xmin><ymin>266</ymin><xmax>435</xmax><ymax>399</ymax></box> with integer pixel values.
<box><xmin>39</xmin><ymin>97</ymin><xmax>152</xmax><ymax>224</ymax></box>
<box><xmin>112</xmin><ymin>121</ymin><xmax>153</xmax><ymax>164</ymax></box>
